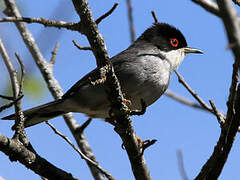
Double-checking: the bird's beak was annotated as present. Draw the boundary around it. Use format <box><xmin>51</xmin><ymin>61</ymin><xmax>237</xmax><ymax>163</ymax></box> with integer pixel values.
<box><xmin>183</xmin><ymin>47</ymin><xmax>203</xmax><ymax>54</ymax></box>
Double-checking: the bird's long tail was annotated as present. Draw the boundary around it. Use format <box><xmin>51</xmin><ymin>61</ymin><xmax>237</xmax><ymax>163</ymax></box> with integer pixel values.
<box><xmin>2</xmin><ymin>99</ymin><xmax>67</xmax><ymax>128</ymax></box>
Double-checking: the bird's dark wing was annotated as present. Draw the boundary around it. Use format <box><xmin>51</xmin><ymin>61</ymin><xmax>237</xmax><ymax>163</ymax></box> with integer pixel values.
<box><xmin>62</xmin><ymin>67</ymin><xmax>102</xmax><ymax>99</ymax></box>
<box><xmin>63</xmin><ymin>49</ymin><xmax>130</xmax><ymax>99</ymax></box>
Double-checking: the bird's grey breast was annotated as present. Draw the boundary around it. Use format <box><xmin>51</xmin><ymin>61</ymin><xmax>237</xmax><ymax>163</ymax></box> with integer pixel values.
<box><xmin>113</xmin><ymin>42</ymin><xmax>171</xmax><ymax>109</ymax></box>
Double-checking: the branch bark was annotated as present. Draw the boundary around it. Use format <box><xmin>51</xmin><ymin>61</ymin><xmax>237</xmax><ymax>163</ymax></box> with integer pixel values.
<box><xmin>0</xmin><ymin>134</ymin><xmax>77</xmax><ymax>180</ymax></box>
<box><xmin>3</xmin><ymin>0</ymin><xmax>106</xmax><ymax>179</ymax></box>
<box><xmin>194</xmin><ymin>0</ymin><xmax>240</xmax><ymax>179</ymax></box>
<box><xmin>71</xmin><ymin>0</ymin><xmax>151</xmax><ymax>179</ymax></box>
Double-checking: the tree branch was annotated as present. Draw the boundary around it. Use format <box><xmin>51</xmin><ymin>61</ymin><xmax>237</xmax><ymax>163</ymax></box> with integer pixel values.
<box><xmin>49</xmin><ymin>42</ymin><xmax>59</xmax><ymax>65</ymax></box>
<box><xmin>0</xmin><ymin>134</ymin><xmax>77</xmax><ymax>180</ymax></box>
<box><xmin>192</xmin><ymin>0</ymin><xmax>221</xmax><ymax>17</ymax></box>
<box><xmin>177</xmin><ymin>150</ymin><xmax>188</xmax><ymax>180</ymax></box>
<box><xmin>174</xmin><ymin>71</ymin><xmax>226</xmax><ymax>124</ymax></box>
<box><xmin>72</xmin><ymin>40</ymin><xmax>92</xmax><ymax>51</ymax></box>
<box><xmin>46</xmin><ymin>121</ymin><xmax>114</xmax><ymax>180</ymax></box>
<box><xmin>232</xmin><ymin>0</ymin><xmax>240</xmax><ymax>6</ymax></box>
<box><xmin>0</xmin><ymin>16</ymin><xmax>78</xmax><ymax>30</ymax></box>
<box><xmin>126</xmin><ymin>0</ymin><xmax>135</xmax><ymax>43</ymax></box>
<box><xmin>95</xmin><ymin>3</ymin><xmax>118</xmax><ymax>24</ymax></box>
<box><xmin>165</xmin><ymin>90</ymin><xmax>207</xmax><ymax>112</ymax></box>
<box><xmin>71</xmin><ymin>0</ymin><xmax>151</xmax><ymax>179</ymax></box>
<box><xmin>3</xmin><ymin>0</ymin><xmax>105</xmax><ymax>179</ymax></box>
<box><xmin>194</xmin><ymin>0</ymin><xmax>240</xmax><ymax>178</ymax></box>
<box><xmin>0</xmin><ymin>38</ymin><xmax>26</xmax><ymax>142</ymax></box>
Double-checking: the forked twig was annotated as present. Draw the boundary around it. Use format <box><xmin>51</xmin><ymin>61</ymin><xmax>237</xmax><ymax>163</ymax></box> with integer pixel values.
<box><xmin>45</xmin><ymin>121</ymin><xmax>114</xmax><ymax>180</ymax></box>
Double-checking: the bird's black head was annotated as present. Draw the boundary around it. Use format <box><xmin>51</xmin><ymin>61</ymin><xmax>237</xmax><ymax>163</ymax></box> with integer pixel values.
<box><xmin>138</xmin><ymin>23</ymin><xmax>188</xmax><ymax>52</ymax></box>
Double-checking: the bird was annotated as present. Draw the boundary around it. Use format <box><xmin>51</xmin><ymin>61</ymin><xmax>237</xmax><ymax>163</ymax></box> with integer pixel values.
<box><xmin>2</xmin><ymin>22</ymin><xmax>203</xmax><ymax>128</ymax></box>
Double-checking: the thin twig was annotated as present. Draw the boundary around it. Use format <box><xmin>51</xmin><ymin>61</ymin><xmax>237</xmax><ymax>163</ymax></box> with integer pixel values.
<box><xmin>95</xmin><ymin>3</ymin><xmax>118</xmax><ymax>24</ymax></box>
<box><xmin>151</xmin><ymin>11</ymin><xmax>158</xmax><ymax>23</ymax></box>
<box><xmin>0</xmin><ymin>94</ymin><xmax>23</xmax><ymax>113</ymax></box>
<box><xmin>194</xmin><ymin>0</ymin><xmax>240</xmax><ymax>178</ymax></box>
<box><xmin>126</xmin><ymin>0</ymin><xmax>135</xmax><ymax>42</ymax></box>
<box><xmin>0</xmin><ymin>16</ymin><xmax>77</xmax><ymax>30</ymax></box>
<box><xmin>232</xmin><ymin>0</ymin><xmax>240</xmax><ymax>6</ymax></box>
<box><xmin>75</xmin><ymin>118</ymin><xmax>92</xmax><ymax>134</ymax></box>
<box><xmin>50</xmin><ymin>42</ymin><xmax>59</xmax><ymax>65</ymax></box>
<box><xmin>0</xmin><ymin>38</ymin><xmax>26</xmax><ymax>142</ymax></box>
<box><xmin>0</xmin><ymin>134</ymin><xmax>77</xmax><ymax>180</ymax></box>
<box><xmin>14</xmin><ymin>53</ymin><xmax>24</xmax><ymax>97</ymax></box>
<box><xmin>75</xmin><ymin>119</ymin><xmax>106</xmax><ymax>180</ymax></box>
<box><xmin>0</xmin><ymin>94</ymin><xmax>15</xmax><ymax>100</ymax></box>
<box><xmin>45</xmin><ymin>121</ymin><xmax>115</xmax><ymax>180</ymax></box>
<box><xmin>165</xmin><ymin>90</ymin><xmax>206</xmax><ymax>111</ymax></box>
<box><xmin>192</xmin><ymin>0</ymin><xmax>221</xmax><ymax>17</ymax></box>
<box><xmin>3</xmin><ymin>1</ymin><xmax>106</xmax><ymax>179</ymax></box>
<box><xmin>175</xmin><ymin>71</ymin><xmax>216</xmax><ymax>113</ymax></box>
<box><xmin>141</xmin><ymin>139</ymin><xmax>157</xmax><ymax>155</ymax></box>
<box><xmin>209</xmin><ymin>100</ymin><xmax>225</xmax><ymax>125</ymax></box>
<box><xmin>177</xmin><ymin>150</ymin><xmax>188</xmax><ymax>180</ymax></box>
<box><xmin>174</xmin><ymin>71</ymin><xmax>227</xmax><ymax>128</ymax></box>
<box><xmin>72</xmin><ymin>0</ymin><xmax>151</xmax><ymax>179</ymax></box>
<box><xmin>72</xmin><ymin>40</ymin><xmax>92</xmax><ymax>51</ymax></box>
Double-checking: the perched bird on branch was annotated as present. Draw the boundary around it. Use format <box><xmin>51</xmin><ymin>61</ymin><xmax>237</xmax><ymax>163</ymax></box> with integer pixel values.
<box><xmin>2</xmin><ymin>22</ymin><xmax>202</xmax><ymax>128</ymax></box>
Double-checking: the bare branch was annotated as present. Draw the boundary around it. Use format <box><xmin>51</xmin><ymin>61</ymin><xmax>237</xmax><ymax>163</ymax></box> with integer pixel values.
<box><xmin>174</xmin><ymin>71</ymin><xmax>225</xmax><ymax>117</ymax></box>
<box><xmin>177</xmin><ymin>150</ymin><xmax>188</xmax><ymax>180</ymax></box>
<box><xmin>74</xmin><ymin>119</ymin><xmax>106</xmax><ymax>180</ymax></box>
<box><xmin>14</xmin><ymin>53</ymin><xmax>25</xmax><ymax>97</ymax></box>
<box><xmin>126</xmin><ymin>0</ymin><xmax>135</xmax><ymax>42</ymax></box>
<box><xmin>151</xmin><ymin>10</ymin><xmax>158</xmax><ymax>23</ymax></box>
<box><xmin>0</xmin><ymin>94</ymin><xmax>15</xmax><ymax>100</ymax></box>
<box><xmin>195</xmin><ymin>0</ymin><xmax>240</xmax><ymax>178</ymax></box>
<box><xmin>165</xmin><ymin>90</ymin><xmax>206</xmax><ymax>111</ymax></box>
<box><xmin>195</xmin><ymin>85</ymin><xmax>240</xmax><ymax>179</ymax></box>
<box><xmin>232</xmin><ymin>0</ymin><xmax>240</xmax><ymax>6</ymax></box>
<box><xmin>0</xmin><ymin>134</ymin><xmax>77</xmax><ymax>180</ymax></box>
<box><xmin>0</xmin><ymin>38</ymin><xmax>26</xmax><ymax>141</ymax></box>
<box><xmin>72</xmin><ymin>0</ymin><xmax>151</xmax><ymax>179</ymax></box>
<box><xmin>75</xmin><ymin>118</ymin><xmax>92</xmax><ymax>134</ymax></box>
<box><xmin>192</xmin><ymin>0</ymin><xmax>220</xmax><ymax>17</ymax></box>
<box><xmin>3</xmin><ymin>1</ymin><xmax>105</xmax><ymax>179</ymax></box>
<box><xmin>0</xmin><ymin>16</ymin><xmax>77</xmax><ymax>30</ymax></box>
<box><xmin>209</xmin><ymin>100</ymin><xmax>225</xmax><ymax>125</ymax></box>
<box><xmin>95</xmin><ymin>3</ymin><xmax>118</xmax><ymax>24</ymax></box>
<box><xmin>1</xmin><ymin>38</ymin><xmax>63</xmax><ymax>180</ymax></box>
<box><xmin>50</xmin><ymin>42</ymin><xmax>59</xmax><ymax>65</ymax></box>
<box><xmin>0</xmin><ymin>94</ymin><xmax>23</xmax><ymax>113</ymax></box>
<box><xmin>72</xmin><ymin>40</ymin><xmax>92</xmax><ymax>51</ymax></box>
<box><xmin>45</xmin><ymin>121</ymin><xmax>114</xmax><ymax>180</ymax></box>
<box><xmin>141</xmin><ymin>139</ymin><xmax>157</xmax><ymax>155</ymax></box>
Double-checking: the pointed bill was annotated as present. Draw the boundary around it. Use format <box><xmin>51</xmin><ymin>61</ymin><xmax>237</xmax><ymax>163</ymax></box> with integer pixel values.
<box><xmin>183</xmin><ymin>47</ymin><xmax>203</xmax><ymax>54</ymax></box>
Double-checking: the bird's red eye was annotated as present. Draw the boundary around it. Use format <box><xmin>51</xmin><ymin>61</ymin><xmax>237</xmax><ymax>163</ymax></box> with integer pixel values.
<box><xmin>170</xmin><ymin>38</ymin><xmax>179</xmax><ymax>47</ymax></box>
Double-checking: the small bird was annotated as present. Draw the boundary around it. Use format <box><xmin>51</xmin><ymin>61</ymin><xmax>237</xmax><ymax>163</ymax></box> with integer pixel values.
<box><xmin>2</xmin><ymin>22</ymin><xmax>203</xmax><ymax>128</ymax></box>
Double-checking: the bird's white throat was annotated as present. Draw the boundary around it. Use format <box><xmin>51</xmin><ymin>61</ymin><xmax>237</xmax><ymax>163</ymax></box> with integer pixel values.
<box><xmin>161</xmin><ymin>48</ymin><xmax>185</xmax><ymax>71</ymax></box>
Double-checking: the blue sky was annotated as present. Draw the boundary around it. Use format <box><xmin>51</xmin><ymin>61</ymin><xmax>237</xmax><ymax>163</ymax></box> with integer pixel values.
<box><xmin>0</xmin><ymin>0</ymin><xmax>239</xmax><ymax>179</ymax></box>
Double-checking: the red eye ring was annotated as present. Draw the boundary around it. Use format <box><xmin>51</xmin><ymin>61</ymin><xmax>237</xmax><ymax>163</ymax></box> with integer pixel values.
<box><xmin>170</xmin><ymin>38</ymin><xmax>179</xmax><ymax>47</ymax></box>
